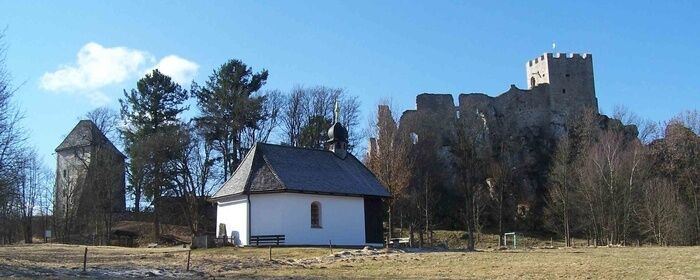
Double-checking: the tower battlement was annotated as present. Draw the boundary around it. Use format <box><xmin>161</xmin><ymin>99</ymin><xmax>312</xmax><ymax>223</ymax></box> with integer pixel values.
<box><xmin>528</xmin><ymin>53</ymin><xmax>592</xmax><ymax>67</ymax></box>
<box><xmin>525</xmin><ymin>51</ymin><xmax>598</xmax><ymax>126</ymax></box>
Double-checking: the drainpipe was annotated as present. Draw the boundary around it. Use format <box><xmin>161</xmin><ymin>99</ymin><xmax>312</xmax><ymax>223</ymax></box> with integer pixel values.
<box><xmin>247</xmin><ymin>193</ymin><xmax>251</xmax><ymax>246</ymax></box>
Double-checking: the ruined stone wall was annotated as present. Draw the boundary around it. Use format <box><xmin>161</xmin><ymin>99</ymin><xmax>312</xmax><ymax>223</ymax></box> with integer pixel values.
<box><xmin>403</xmin><ymin>53</ymin><xmax>599</xmax><ymax>144</ymax></box>
<box><xmin>54</xmin><ymin>149</ymin><xmax>90</xmax><ymax>219</ymax></box>
<box><xmin>395</xmin><ymin>53</ymin><xmax>613</xmax><ymax>226</ymax></box>
<box><xmin>54</xmin><ymin>145</ymin><xmax>126</xmax><ymax>229</ymax></box>
<box><xmin>390</xmin><ymin>53</ymin><xmax>646</xmax><ymax>230</ymax></box>
<box><xmin>401</xmin><ymin>94</ymin><xmax>458</xmax><ymax>146</ymax></box>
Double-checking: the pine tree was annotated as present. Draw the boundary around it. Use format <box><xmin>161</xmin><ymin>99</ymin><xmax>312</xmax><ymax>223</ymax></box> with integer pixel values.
<box><xmin>120</xmin><ymin>69</ymin><xmax>188</xmax><ymax>240</ymax></box>
<box><xmin>192</xmin><ymin>59</ymin><xmax>268</xmax><ymax>180</ymax></box>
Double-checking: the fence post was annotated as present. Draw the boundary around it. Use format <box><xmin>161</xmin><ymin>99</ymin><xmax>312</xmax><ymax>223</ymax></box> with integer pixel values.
<box><xmin>82</xmin><ymin>247</ymin><xmax>88</xmax><ymax>272</ymax></box>
<box><xmin>329</xmin><ymin>240</ymin><xmax>333</xmax><ymax>254</ymax></box>
<box><xmin>269</xmin><ymin>246</ymin><xmax>272</xmax><ymax>261</ymax></box>
<box><xmin>186</xmin><ymin>250</ymin><xmax>191</xmax><ymax>271</ymax></box>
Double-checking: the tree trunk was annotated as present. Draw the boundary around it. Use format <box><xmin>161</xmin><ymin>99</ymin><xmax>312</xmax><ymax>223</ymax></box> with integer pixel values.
<box><xmin>564</xmin><ymin>211</ymin><xmax>571</xmax><ymax>247</ymax></box>
<box><xmin>387</xmin><ymin>204</ymin><xmax>393</xmax><ymax>240</ymax></box>
<box><xmin>497</xmin><ymin>192</ymin><xmax>503</xmax><ymax>247</ymax></box>
<box><xmin>466</xmin><ymin>197</ymin><xmax>475</xmax><ymax>251</ymax></box>
<box><xmin>418</xmin><ymin>227</ymin><xmax>424</xmax><ymax>248</ymax></box>
<box><xmin>693</xmin><ymin>189</ymin><xmax>700</xmax><ymax>245</ymax></box>
<box><xmin>105</xmin><ymin>213</ymin><xmax>112</xmax><ymax>246</ymax></box>
<box><xmin>134</xmin><ymin>186</ymin><xmax>141</xmax><ymax>213</ymax></box>
<box><xmin>424</xmin><ymin>180</ymin><xmax>430</xmax><ymax>246</ymax></box>
<box><xmin>154</xmin><ymin>190</ymin><xmax>161</xmax><ymax>241</ymax></box>
<box><xmin>24</xmin><ymin>215</ymin><xmax>33</xmax><ymax>244</ymax></box>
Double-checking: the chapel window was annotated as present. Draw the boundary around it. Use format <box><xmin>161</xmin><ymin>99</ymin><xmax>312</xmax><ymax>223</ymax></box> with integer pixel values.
<box><xmin>311</xmin><ymin>201</ymin><xmax>321</xmax><ymax>228</ymax></box>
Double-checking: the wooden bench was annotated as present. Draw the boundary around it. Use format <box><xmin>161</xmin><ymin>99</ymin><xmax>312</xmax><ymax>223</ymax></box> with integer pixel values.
<box><xmin>390</xmin><ymin>237</ymin><xmax>410</xmax><ymax>246</ymax></box>
<box><xmin>250</xmin><ymin>235</ymin><xmax>286</xmax><ymax>246</ymax></box>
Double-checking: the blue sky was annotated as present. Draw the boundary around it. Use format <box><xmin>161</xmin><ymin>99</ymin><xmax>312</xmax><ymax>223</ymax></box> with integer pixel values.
<box><xmin>1</xmin><ymin>1</ymin><xmax>698</xmax><ymax>169</ymax></box>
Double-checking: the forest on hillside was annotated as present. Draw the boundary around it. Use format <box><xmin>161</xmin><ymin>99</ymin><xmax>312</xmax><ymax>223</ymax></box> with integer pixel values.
<box><xmin>366</xmin><ymin>102</ymin><xmax>699</xmax><ymax>249</ymax></box>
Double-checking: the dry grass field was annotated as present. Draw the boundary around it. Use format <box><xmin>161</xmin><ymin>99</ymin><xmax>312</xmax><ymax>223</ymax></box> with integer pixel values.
<box><xmin>0</xmin><ymin>243</ymin><xmax>698</xmax><ymax>279</ymax></box>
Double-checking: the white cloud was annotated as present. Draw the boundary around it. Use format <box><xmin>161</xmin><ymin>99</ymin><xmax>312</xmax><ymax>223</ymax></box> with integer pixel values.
<box><xmin>147</xmin><ymin>55</ymin><xmax>199</xmax><ymax>85</ymax></box>
<box><xmin>40</xmin><ymin>42</ymin><xmax>198</xmax><ymax>105</ymax></box>
<box><xmin>40</xmin><ymin>42</ymin><xmax>150</xmax><ymax>93</ymax></box>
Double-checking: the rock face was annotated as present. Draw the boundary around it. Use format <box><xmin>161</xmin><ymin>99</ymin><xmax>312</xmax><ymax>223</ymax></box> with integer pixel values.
<box><xmin>396</xmin><ymin>53</ymin><xmax>634</xmax><ymax>229</ymax></box>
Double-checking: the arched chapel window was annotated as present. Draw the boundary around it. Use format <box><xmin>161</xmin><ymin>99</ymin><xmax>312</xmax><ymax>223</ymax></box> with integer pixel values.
<box><xmin>311</xmin><ymin>201</ymin><xmax>321</xmax><ymax>228</ymax></box>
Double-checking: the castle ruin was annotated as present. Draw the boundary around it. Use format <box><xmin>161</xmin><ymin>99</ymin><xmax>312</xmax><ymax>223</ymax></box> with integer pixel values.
<box><xmin>401</xmin><ymin>53</ymin><xmax>599</xmax><ymax>143</ymax></box>
<box><xmin>390</xmin><ymin>53</ymin><xmax>635</xmax><ymax>229</ymax></box>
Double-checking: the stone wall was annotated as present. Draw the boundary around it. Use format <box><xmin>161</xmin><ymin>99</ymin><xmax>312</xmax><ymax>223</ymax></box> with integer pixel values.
<box><xmin>54</xmin><ymin>144</ymin><xmax>126</xmax><ymax>231</ymax></box>
<box><xmin>402</xmin><ymin>53</ymin><xmax>601</xmax><ymax>147</ymax></box>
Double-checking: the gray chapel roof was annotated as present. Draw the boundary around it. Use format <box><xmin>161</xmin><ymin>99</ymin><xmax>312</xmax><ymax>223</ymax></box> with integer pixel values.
<box><xmin>211</xmin><ymin>143</ymin><xmax>390</xmax><ymax>199</ymax></box>
<box><xmin>55</xmin><ymin>120</ymin><xmax>126</xmax><ymax>158</ymax></box>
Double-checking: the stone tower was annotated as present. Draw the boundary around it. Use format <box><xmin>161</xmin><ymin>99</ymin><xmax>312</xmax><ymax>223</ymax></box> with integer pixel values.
<box><xmin>55</xmin><ymin>120</ymin><xmax>126</xmax><ymax>228</ymax></box>
<box><xmin>526</xmin><ymin>53</ymin><xmax>599</xmax><ymax>125</ymax></box>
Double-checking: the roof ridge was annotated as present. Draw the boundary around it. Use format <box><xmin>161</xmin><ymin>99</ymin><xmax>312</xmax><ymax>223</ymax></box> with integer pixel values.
<box><xmin>241</xmin><ymin>145</ymin><xmax>259</xmax><ymax>194</ymax></box>
<box><xmin>257</xmin><ymin>142</ymin><xmax>341</xmax><ymax>155</ymax></box>
<box><xmin>211</xmin><ymin>143</ymin><xmax>259</xmax><ymax>198</ymax></box>
<box><xmin>55</xmin><ymin>120</ymin><xmax>126</xmax><ymax>158</ymax></box>
<box><xmin>258</xmin><ymin>151</ymin><xmax>286</xmax><ymax>191</ymax></box>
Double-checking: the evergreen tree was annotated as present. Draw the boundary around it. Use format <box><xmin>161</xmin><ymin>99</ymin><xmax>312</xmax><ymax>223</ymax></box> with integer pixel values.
<box><xmin>119</xmin><ymin>69</ymin><xmax>188</xmax><ymax>240</ymax></box>
<box><xmin>298</xmin><ymin>115</ymin><xmax>332</xmax><ymax>149</ymax></box>
<box><xmin>192</xmin><ymin>59</ymin><xmax>268</xmax><ymax>180</ymax></box>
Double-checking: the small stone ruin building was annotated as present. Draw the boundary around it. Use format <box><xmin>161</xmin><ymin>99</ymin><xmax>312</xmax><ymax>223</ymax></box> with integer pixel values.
<box><xmin>54</xmin><ymin>120</ymin><xmax>126</xmax><ymax>231</ymax></box>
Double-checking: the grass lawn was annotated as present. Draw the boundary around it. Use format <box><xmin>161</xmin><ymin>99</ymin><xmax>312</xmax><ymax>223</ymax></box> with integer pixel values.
<box><xmin>242</xmin><ymin>246</ymin><xmax>699</xmax><ymax>279</ymax></box>
<box><xmin>0</xmin><ymin>242</ymin><xmax>697</xmax><ymax>279</ymax></box>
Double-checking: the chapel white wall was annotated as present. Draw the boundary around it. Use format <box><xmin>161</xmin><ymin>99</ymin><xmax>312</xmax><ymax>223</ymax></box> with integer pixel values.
<box><xmin>249</xmin><ymin>193</ymin><xmax>366</xmax><ymax>246</ymax></box>
<box><xmin>216</xmin><ymin>195</ymin><xmax>248</xmax><ymax>246</ymax></box>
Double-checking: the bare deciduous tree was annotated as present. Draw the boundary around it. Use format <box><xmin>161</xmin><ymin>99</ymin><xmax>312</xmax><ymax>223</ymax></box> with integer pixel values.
<box><xmin>240</xmin><ymin>89</ymin><xmax>283</xmax><ymax>150</ymax></box>
<box><xmin>650</xmin><ymin>118</ymin><xmax>700</xmax><ymax>245</ymax></box>
<box><xmin>281</xmin><ymin>85</ymin><xmax>361</xmax><ymax>151</ymax></box>
<box><xmin>86</xmin><ymin>107</ymin><xmax>120</xmax><ymax>144</ymax></box>
<box><xmin>171</xmin><ymin>124</ymin><xmax>218</xmax><ymax>235</ymax></box>
<box><xmin>281</xmin><ymin>86</ymin><xmax>309</xmax><ymax>147</ymax></box>
<box><xmin>486</xmin><ymin>158</ymin><xmax>514</xmax><ymax>247</ymax></box>
<box><xmin>366</xmin><ymin>103</ymin><xmax>412</xmax><ymax>240</ymax></box>
<box><xmin>576</xmin><ymin>129</ymin><xmax>643</xmax><ymax>246</ymax></box>
<box><xmin>453</xmin><ymin>115</ymin><xmax>488</xmax><ymax>251</ymax></box>
<box><xmin>637</xmin><ymin>178</ymin><xmax>683</xmax><ymax>245</ymax></box>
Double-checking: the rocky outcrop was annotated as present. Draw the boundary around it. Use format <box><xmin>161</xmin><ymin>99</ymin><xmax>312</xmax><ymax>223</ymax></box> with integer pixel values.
<box><xmin>390</xmin><ymin>53</ymin><xmax>641</xmax><ymax>230</ymax></box>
